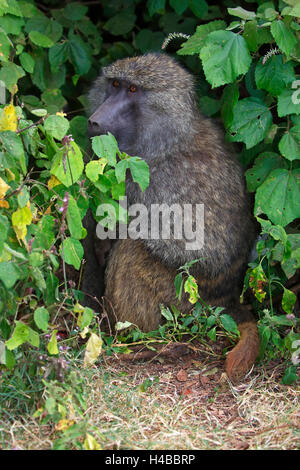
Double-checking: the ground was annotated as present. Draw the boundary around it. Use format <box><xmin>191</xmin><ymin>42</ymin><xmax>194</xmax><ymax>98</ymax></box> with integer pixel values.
<box><xmin>1</xmin><ymin>338</ymin><xmax>299</xmax><ymax>450</ymax></box>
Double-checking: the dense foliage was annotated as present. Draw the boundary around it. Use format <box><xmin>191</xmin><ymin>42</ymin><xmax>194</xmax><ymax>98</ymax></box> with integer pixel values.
<box><xmin>0</xmin><ymin>0</ymin><xmax>299</xmax><ymax>396</ymax></box>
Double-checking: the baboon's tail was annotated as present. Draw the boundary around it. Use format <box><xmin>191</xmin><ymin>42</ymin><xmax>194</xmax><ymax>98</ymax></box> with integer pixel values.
<box><xmin>225</xmin><ymin>317</ymin><xmax>260</xmax><ymax>384</ymax></box>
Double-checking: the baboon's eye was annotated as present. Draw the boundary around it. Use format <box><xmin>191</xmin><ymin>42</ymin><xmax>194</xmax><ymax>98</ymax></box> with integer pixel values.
<box><xmin>129</xmin><ymin>84</ymin><xmax>137</xmax><ymax>93</ymax></box>
<box><xmin>112</xmin><ymin>80</ymin><xmax>119</xmax><ymax>87</ymax></box>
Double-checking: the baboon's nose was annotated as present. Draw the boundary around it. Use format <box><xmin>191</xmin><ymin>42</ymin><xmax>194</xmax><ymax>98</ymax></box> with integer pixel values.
<box><xmin>87</xmin><ymin>118</ymin><xmax>102</xmax><ymax>137</ymax></box>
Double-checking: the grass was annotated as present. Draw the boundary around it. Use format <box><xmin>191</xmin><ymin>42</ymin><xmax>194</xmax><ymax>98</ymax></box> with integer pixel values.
<box><xmin>0</xmin><ymin>347</ymin><xmax>299</xmax><ymax>450</ymax></box>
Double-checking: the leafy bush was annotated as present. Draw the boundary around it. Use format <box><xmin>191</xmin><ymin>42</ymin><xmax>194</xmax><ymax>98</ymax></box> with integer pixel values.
<box><xmin>0</xmin><ymin>0</ymin><xmax>299</xmax><ymax>389</ymax></box>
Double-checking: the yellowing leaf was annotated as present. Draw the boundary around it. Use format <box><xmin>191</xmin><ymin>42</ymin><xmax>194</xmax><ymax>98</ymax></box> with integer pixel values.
<box><xmin>84</xmin><ymin>434</ymin><xmax>102</xmax><ymax>450</ymax></box>
<box><xmin>13</xmin><ymin>224</ymin><xmax>26</xmax><ymax>241</ymax></box>
<box><xmin>5</xmin><ymin>168</ymin><xmax>15</xmax><ymax>182</ymax></box>
<box><xmin>48</xmin><ymin>174</ymin><xmax>61</xmax><ymax>189</ymax></box>
<box><xmin>184</xmin><ymin>275</ymin><xmax>198</xmax><ymax>304</ymax></box>
<box><xmin>0</xmin><ymin>178</ymin><xmax>10</xmax><ymax>199</ymax></box>
<box><xmin>48</xmin><ymin>330</ymin><xmax>59</xmax><ymax>355</ymax></box>
<box><xmin>84</xmin><ymin>332</ymin><xmax>102</xmax><ymax>367</ymax></box>
<box><xmin>56</xmin><ymin>112</ymin><xmax>67</xmax><ymax>117</ymax></box>
<box><xmin>0</xmin><ymin>103</ymin><xmax>18</xmax><ymax>132</ymax></box>
<box><xmin>85</xmin><ymin>158</ymin><xmax>108</xmax><ymax>182</ymax></box>
<box><xmin>80</xmin><ymin>326</ymin><xmax>89</xmax><ymax>339</ymax></box>
<box><xmin>12</xmin><ymin>206</ymin><xmax>32</xmax><ymax>242</ymax></box>
<box><xmin>0</xmin><ymin>199</ymin><xmax>9</xmax><ymax>209</ymax></box>
<box><xmin>44</xmin><ymin>204</ymin><xmax>52</xmax><ymax>215</ymax></box>
<box><xmin>55</xmin><ymin>419</ymin><xmax>75</xmax><ymax>432</ymax></box>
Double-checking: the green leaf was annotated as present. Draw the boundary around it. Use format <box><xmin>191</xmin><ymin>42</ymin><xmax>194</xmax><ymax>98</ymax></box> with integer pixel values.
<box><xmin>128</xmin><ymin>157</ymin><xmax>150</xmax><ymax>192</ymax></box>
<box><xmin>135</xmin><ymin>29</ymin><xmax>165</xmax><ymax>53</ymax></box>
<box><xmin>277</xmin><ymin>87</ymin><xmax>300</xmax><ymax>117</ymax></box>
<box><xmin>6</xmin><ymin>322</ymin><xmax>29</xmax><ymax>350</ymax></box>
<box><xmin>1</xmin><ymin>15</ymin><xmax>24</xmax><ymax>35</ymax></box>
<box><xmin>282</xmin><ymin>288</ymin><xmax>297</xmax><ymax>314</ymax></box>
<box><xmin>255</xmin><ymin>55</ymin><xmax>295</xmax><ymax>96</ymax></box>
<box><xmin>228</xmin><ymin>6</ymin><xmax>256</xmax><ymax>20</ymax></box>
<box><xmin>278</xmin><ymin>125</ymin><xmax>300</xmax><ymax>161</ymax></box>
<box><xmin>229</xmin><ymin>98</ymin><xmax>273</xmax><ymax>149</ymax></box>
<box><xmin>44</xmin><ymin>115</ymin><xmax>69</xmax><ymax>141</ymax></box>
<box><xmin>0</xmin><ymin>62</ymin><xmax>25</xmax><ymax>92</ymax></box>
<box><xmin>64</xmin><ymin>2</ymin><xmax>88</xmax><ymax>21</ymax></box>
<box><xmin>68</xmin><ymin>34</ymin><xmax>92</xmax><ymax>75</ymax></box>
<box><xmin>115</xmin><ymin>321</ymin><xmax>134</xmax><ymax>331</ymax></box>
<box><xmin>48</xmin><ymin>330</ymin><xmax>59</xmax><ymax>355</ymax></box>
<box><xmin>0</xmin><ymin>342</ymin><xmax>15</xmax><ymax>369</ymax></box>
<box><xmin>45</xmin><ymin>397</ymin><xmax>56</xmax><ymax>414</ymax></box>
<box><xmin>49</xmin><ymin>42</ymin><xmax>69</xmax><ymax>71</ymax></box>
<box><xmin>289</xmin><ymin>4</ymin><xmax>300</xmax><ymax>18</ymax></box>
<box><xmin>246</xmin><ymin>152</ymin><xmax>288</xmax><ymax>191</ymax></box>
<box><xmin>3</xmin><ymin>0</ymin><xmax>23</xmax><ymax>17</ymax></box>
<box><xmin>198</xmin><ymin>96</ymin><xmax>221</xmax><ymax>116</ymax></box>
<box><xmin>0</xmin><ymin>215</ymin><xmax>9</xmax><ymax>254</ymax></box>
<box><xmin>0</xmin><ymin>262</ymin><xmax>22</xmax><ymax>289</ymax></box>
<box><xmin>69</xmin><ymin>115</ymin><xmax>88</xmax><ymax>149</ymax></box>
<box><xmin>91</xmin><ymin>134</ymin><xmax>118</xmax><ymax>166</ymax></box>
<box><xmin>0</xmin><ymin>31</ymin><xmax>11</xmax><ymax>62</ymax></box>
<box><xmin>174</xmin><ymin>273</ymin><xmax>183</xmax><ymax>300</ymax></box>
<box><xmin>270</xmin><ymin>314</ymin><xmax>294</xmax><ymax>326</ymax></box>
<box><xmin>19</xmin><ymin>1</ymin><xmax>38</xmax><ymax>18</ymax></box>
<box><xmin>147</xmin><ymin>0</ymin><xmax>166</xmax><ymax>16</ymax></box>
<box><xmin>29</xmin><ymin>31</ymin><xmax>54</xmax><ymax>48</ymax></box>
<box><xmin>200</xmin><ymin>30</ymin><xmax>252</xmax><ymax>88</ymax></box>
<box><xmin>27</xmin><ymin>327</ymin><xmax>40</xmax><ymax>348</ymax></box>
<box><xmin>32</xmin><ymin>215</ymin><xmax>55</xmax><ymax>251</ymax></box>
<box><xmin>34</xmin><ymin>307</ymin><xmax>50</xmax><ymax>332</ymax></box>
<box><xmin>51</xmin><ymin>142</ymin><xmax>84</xmax><ymax>187</ymax></box>
<box><xmin>255</xmin><ymin>168</ymin><xmax>300</xmax><ymax>226</ymax></box>
<box><xmin>281</xmin><ymin>366</ymin><xmax>299</xmax><ymax>385</ymax></box>
<box><xmin>44</xmin><ymin>272</ymin><xmax>59</xmax><ymax>306</ymax></box>
<box><xmin>42</xmin><ymin>89</ymin><xmax>67</xmax><ymax>115</ymax></box>
<box><xmin>220</xmin><ymin>314</ymin><xmax>239</xmax><ymax>334</ymax></box>
<box><xmin>30</xmin><ymin>266</ymin><xmax>46</xmax><ymax>291</ymax></box>
<box><xmin>221</xmin><ymin>82</ymin><xmax>239</xmax><ymax>128</ymax></box>
<box><xmin>207</xmin><ymin>326</ymin><xmax>216</xmax><ymax>341</ymax></box>
<box><xmin>25</xmin><ymin>17</ymin><xmax>63</xmax><ymax>43</ymax></box>
<box><xmin>60</xmin><ymin>237</ymin><xmax>83</xmax><ymax>270</ymax></box>
<box><xmin>170</xmin><ymin>0</ymin><xmax>189</xmax><ymax>15</ymax></box>
<box><xmin>270</xmin><ymin>20</ymin><xmax>297</xmax><ymax>56</ymax></box>
<box><xmin>104</xmin><ymin>12</ymin><xmax>137</xmax><ymax>35</ymax></box>
<box><xmin>17</xmin><ymin>187</ymin><xmax>30</xmax><ymax>208</ymax></box>
<box><xmin>160</xmin><ymin>306</ymin><xmax>173</xmax><ymax>321</ymax></box>
<box><xmin>66</xmin><ymin>195</ymin><xmax>84</xmax><ymax>240</ymax></box>
<box><xmin>189</xmin><ymin>0</ymin><xmax>208</xmax><ymax>19</ymax></box>
<box><xmin>258</xmin><ymin>325</ymin><xmax>271</xmax><ymax>360</ymax></box>
<box><xmin>19</xmin><ymin>52</ymin><xmax>35</xmax><ymax>73</ymax></box>
<box><xmin>110</xmin><ymin>180</ymin><xmax>124</xmax><ymax>199</ymax></box>
<box><xmin>76</xmin><ymin>306</ymin><xmax>94</xmax><ymax>330</ymax></box>
<box><xmin>243</xmin><ymin>20</ymin><xmax>258</xmax><ymax>52</ymax></box>
<box><xmin>28</xmin><ymin>252</ymin><xmax>44</xmax><ymax>267</ymax></box>
<box><xmin>178</xmin><ymin>20</ymin><xmax>226</xmax><ymax>55</ymax></box>
<box><xmin>0</xmin><ymin>131</ymin><xmax>26</xmax><ymax>174</ymax></box>
<box><xmin>115</xmin><ymin>159</ymin><xmax>129</xmax><ymax>183</ymax></box>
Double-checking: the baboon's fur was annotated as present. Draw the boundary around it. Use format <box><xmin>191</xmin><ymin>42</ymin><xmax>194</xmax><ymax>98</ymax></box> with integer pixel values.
<box><xmin>86</xmin><ymin>53</ymin><xmax>259</xmax><ymax>383</ymax></box>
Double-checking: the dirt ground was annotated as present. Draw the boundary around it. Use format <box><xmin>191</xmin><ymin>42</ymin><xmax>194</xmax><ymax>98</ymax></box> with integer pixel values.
<box><xmin>2</xmin><ymin>338</ymin><xmax>299</xmax><ymax>450</ymax></box>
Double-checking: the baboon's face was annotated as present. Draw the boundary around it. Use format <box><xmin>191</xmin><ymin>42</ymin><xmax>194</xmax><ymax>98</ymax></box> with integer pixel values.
<box><xmin>88</xmin><ymin>54</ymin><xmax>198</xmax><ymax>157</ymax></box>
<box><xmin>88</xmin><ymin>78</ymin><xmax>141</xmax><ymax>151</ymax></box>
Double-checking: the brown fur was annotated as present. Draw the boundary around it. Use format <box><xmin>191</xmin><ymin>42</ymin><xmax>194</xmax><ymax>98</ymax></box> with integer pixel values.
<box><xmin>86</xmin><ymin>53</ymin><xmax>260</xmax><ymax>382</ymax></box>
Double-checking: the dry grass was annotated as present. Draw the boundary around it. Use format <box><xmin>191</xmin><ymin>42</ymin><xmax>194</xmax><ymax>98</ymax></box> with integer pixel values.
<box><xmin>1</xmin><ymin>353</ymin><xmax>299</xmax><ymax>450</ymax></box>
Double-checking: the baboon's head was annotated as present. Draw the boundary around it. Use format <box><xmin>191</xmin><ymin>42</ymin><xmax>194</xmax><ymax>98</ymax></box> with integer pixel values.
<box><xmin>88</xmin><ymin>53</ymin><xmax>198</xmax><ymax>157</ymax></box>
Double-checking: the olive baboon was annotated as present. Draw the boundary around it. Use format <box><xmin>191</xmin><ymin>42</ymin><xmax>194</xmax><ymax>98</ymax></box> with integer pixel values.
<box><xmin>84</xmin><ymin>53</ymin><xmax>259</xmax><ymax>383</ymax></box>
